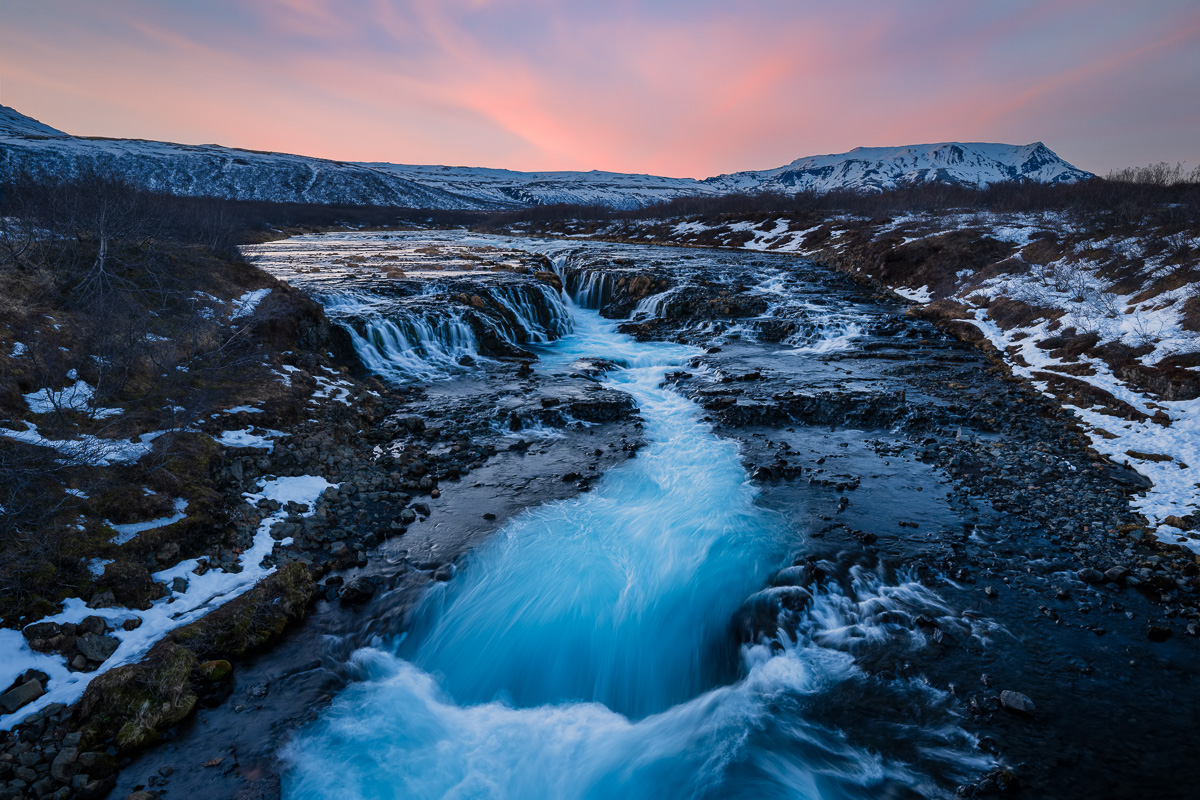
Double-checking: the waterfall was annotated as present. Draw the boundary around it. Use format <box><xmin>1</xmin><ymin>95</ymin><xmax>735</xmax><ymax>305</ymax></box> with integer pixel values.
<box><xmin>632</xmin><ymin>289</ymin><xmax>673</xmax><ymax>320</ymax></box>
<box><xmin>550</xmin><ymin>254</ymin><xmax>618</xmax><ymax>309</ymax></box>
<box><xmin>321</xmin><ymin>282</ymin><xmax>572</xmax><ymax>384</ymax></box>
<box><xmin>783</xmin><ymin>315</ymin><xmax>864</xmax><ymax>353</ymax></box>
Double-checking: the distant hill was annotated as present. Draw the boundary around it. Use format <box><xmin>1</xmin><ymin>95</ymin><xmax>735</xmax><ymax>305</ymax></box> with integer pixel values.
<box><xmin>703</xmin><ymin>142</ymin><xmax>1093</xmax><ymax>193</ymax></box>
<box><xmin>0</xmin><ymin>106</ymin><xmax>1093</xmax><ymax>208</ymax></box>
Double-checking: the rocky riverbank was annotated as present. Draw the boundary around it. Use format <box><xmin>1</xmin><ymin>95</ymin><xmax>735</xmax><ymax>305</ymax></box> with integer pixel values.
<box><xmin>7</xmin><ymin>228</ymin><xmax>1197</xmax><ymax>800</ymax></box>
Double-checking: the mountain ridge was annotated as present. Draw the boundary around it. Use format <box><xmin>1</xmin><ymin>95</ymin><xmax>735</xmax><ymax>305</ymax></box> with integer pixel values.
<box><xmin>0</xmin><ymin>105</ymin><xmax>1094</xmax><ymax>209</ymax></box>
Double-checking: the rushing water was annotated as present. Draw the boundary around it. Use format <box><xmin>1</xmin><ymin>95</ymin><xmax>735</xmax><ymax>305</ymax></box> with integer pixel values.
<box><xmin>280</xmin><ymin>239</ymin><xmax>989</xmax><ymax>799</ymax></box>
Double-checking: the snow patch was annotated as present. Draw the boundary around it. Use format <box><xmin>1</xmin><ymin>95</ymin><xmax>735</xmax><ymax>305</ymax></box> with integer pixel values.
<box><xmin>0</xmin><ymin>475</ymin><xmax>334</xmax><ymax>731</ymax></box>
<box><xmin>231</xmin><ymin>288</ymin><xmax>271</xmax><ymax>319</ymax></box>
<box><xmin>215</xmin><ymin>427</ymin><xmax>287</xmax><ymax>451</ymax></box>
<box><xmin>107</xmin><ymin>498</ymin><xmax>189</xmax><ymax>546</ymax></box>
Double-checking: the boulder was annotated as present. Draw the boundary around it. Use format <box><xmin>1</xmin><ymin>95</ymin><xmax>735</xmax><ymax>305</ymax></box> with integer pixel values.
<box><xmin>0</xmin><ymin>678</ymin><xmax>44</xmax><ymax>714</ymax></box>
<box><xmin>1103</xmin><ymin>566</ymin><xmax>1129</xmax><ymax>584</ymax></box>
<box><xmin>339</xmin><ymin>577</ymin><xmax>377</xmax><ymax>604</ymax></box>
<box><xmin>77</xmin><ymin>633</ymin><xmax>120</xmax><ymax>663</ymax></box>
<box><xmin>92</xmin><ymin>561</ymin><xmax>166</xmax><ymax>610</ymax></box>
<box><xmin>1000</xmin><ymin>690</ymin><xmax>1036</xmax><ymax>715</ymax></box>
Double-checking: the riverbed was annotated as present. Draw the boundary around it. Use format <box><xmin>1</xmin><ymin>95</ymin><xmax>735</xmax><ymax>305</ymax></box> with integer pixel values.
<box><xmin>111</xmin><ymin>231</ymin><xmax>1200</xmax><ymax>800</ymax></box>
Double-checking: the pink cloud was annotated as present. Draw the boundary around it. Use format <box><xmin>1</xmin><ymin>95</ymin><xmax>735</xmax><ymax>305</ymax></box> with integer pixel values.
<box><xmin>1</xmin><ymin>1</ymin><xmax>1197</xmax><ymax>176</ymax></box>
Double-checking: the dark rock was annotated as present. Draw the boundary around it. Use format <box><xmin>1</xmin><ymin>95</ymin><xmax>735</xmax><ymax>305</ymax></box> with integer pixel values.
<box><xmin>1077</xmin><ymin>567</ymin><xmax>1104</xmax><ymax>584</ymax></box>
<box><xmin>50</xmin><ymin>747</ymin><xmax>80</xmax><ymax>782</ymax></box>
<box><xmin>999</xmin><ymin>690</ymin><xmax>1036</xmax><ymax>715</ymax></box>
<box><xmin>1147</xmin><ymin>625</ymin><xmax>1172</xmax><ymax>642</ymax></box>
<box><xmin>77</xmin><ymin>633</ymin><xmax>120</xmax><ymax>663</ymax></box>
<box><xmin>1107</xmin><ymin>464</ymin><xmax>1153</xmax><ymax>490</ymax></box>
<box><xmin>339</xmin><ymin>577</ymin><xmax>377</xmax><ymax>604</ymax></box>
<box><xmin>92</xmin><ymin>561</ymin><xmax>166</xmax><ymax>610</ymax></box>
<box><xmin>412</xmin><ymin>502</ymin><xmax>431</xmax><ymax>516</ymax></box>
<box><xmin>751</xmin><ymin>466</ymin><xmax>774</xmax><ymax>481</ymax></box>
<box><xmin>0</xmin><ymin>678</ymin><xmax>44</xmax><ymax>714</ymax></box>
<box><xmin>1104</xmin><ymin>566</ymin><xmax>1129</xmax><ymax>584</ymax></box>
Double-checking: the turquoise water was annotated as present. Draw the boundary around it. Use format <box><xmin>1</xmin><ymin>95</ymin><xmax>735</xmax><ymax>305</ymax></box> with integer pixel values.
<box><xmin>283</xmin><ymin>299</ymin><xmax>985</xmax><ymax>799</ymax></box>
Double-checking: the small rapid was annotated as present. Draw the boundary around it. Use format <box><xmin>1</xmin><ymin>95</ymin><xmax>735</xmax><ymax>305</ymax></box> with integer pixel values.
<box><xmin>283</xmin><ymin>266</ymin><xmax>989</xmax><ymax>798</ymax></box>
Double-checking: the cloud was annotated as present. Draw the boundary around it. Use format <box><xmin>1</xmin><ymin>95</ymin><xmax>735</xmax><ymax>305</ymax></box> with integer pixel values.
<box><xmin>1</xmin><ymin>0</ymin><xmax>1197</xmax><ymax>174</ymax></box>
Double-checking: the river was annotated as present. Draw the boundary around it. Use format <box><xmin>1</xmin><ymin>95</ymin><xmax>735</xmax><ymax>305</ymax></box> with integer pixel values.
<box><xmin>275</xmin><ymin>244</ymin><xmax>988</xmax><ymax>798</ymax></box>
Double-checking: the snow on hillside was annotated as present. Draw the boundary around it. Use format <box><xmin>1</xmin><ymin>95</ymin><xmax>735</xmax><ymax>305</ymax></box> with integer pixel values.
<box><xmin>370</xmin><ymin>163</ymin><xmax>716</xmax><ymax>209</ymax></box>
<box><xmin>0</xmin><ymin>105</ymin><xmax>1092</xmax><ymax>208</ymax></box>
<box><xmin>0</xmin><ymin>105</ymin><xmax>67</xmax><ymax>138</ymax></box>
<box><xmin>577</xmin><ymin>212</ymin><xmax>1198</xmax><ymax>550</ymax></box>
<box><xmin>0</xmin><ymin>133</ymin><xmax>502</xmax><ymax>210</ymax></box>
<box><xmin>705</xmin><ymin>143</ymin><xmax>1093</xmax><ymax>194</ymax></box>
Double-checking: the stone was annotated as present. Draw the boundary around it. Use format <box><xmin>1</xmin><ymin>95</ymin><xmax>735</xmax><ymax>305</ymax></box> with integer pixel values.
<box><xmin>399</xmin><ymin>508</ymin><xmax>417</xmax><ymax>524</ymax></box>
<box><xmin>86</xmin><ymin>590</ymin><xmax>117</xmax><ymax>609</ymax></box>
<box><xmin>78</xmin><ymin>616</ymin><xmax>107</xmax><ymax>636</ymax></box>
<box><xmin>1076</xmin><ymin>568</ymin><xmax>1104</xmax><ymax>584</ymax></box>
<box><xmin>92</xmin><ymin>562</ymin><xmax>164</xmax><ymax>610</ymax></box>
<box><xmin>76</xmin><ymin>752</ymin><xmax>116</xmax><ymax>778</ymax></box>
<box><xmin>76</xmin><ymin>633</ymin><xmax>120</xmax><ymax>663</ymax></box>
<box><xmin>1147</xmin><ymin>625</ymin><xmax>1172</xmax><ymax>642</ymax></box>
<box><xmin>1000</xmin><ymin>690</ymin><xmax>1036</xmax><ymax>715</ymax></box>
<box><xmin>339</xmin><ymin>577</ymin><xmax>377</xmax><ymax>605</ymax></box>
<box><xmin>50</xmin><ymin>747</ymin><xmax>80</xmax><ymax>782</ymax></box>
<box><xmin>0</xmin><ymin>679</ymin><xmax>44</xmax><ymax>714</ymax></box>
<box><xmin>1104</xmin><ymin>566</ymin><xmax>1129</xmax><ymax>584</ymax></box>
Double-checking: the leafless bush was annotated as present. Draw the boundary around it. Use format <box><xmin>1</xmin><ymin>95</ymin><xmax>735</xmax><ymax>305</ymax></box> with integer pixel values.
<box><xmin>1107</xmin><ymin>162</ymin><xmax>1200</xmax><ymax>186</ymax></box>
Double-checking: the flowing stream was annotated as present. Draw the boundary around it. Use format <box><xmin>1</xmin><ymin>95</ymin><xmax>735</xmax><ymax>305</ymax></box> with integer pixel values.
<box><xmin>279</xmin><ymin>242</ymin><xmax>988</xmax><ymax>799</ymax></box>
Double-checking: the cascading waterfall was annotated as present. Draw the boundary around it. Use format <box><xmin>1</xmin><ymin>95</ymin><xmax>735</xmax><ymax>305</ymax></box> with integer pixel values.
<box><xmin>322</xmin><ymin>282</ymin><xmax>573</xmax><ymax>384</ymax></box>
<box><xmin>632</xmin><ymin>289</ymin><xmax>674</xmax><ymax>320</ymax></box>
<box><xmin>552</xmin><ymin>256</ymin><xmax>617</xmax><ymax>309</ymax></box>
<box><xmin>783</xmin><ymin>317</ymin><xmax>864</xmax><ymax>353</ymax></box>
<box><xmin>282</xmin><ymin>292</ymin><xmax>988</xmax><ymax>799</ymax></box>
<box><xmin>347</xmin><ymin>312</ymin><xmax>480</xmax><ymax>383</ymax></box>
<box><xmin>487</xmin><ymin>282</ymin><xmax>573</xmax><ymax>343</ymax></box>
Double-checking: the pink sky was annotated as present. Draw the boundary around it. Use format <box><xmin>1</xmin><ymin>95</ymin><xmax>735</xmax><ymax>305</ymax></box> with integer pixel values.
<box><xmin>2</xmin><ymin>0</ymin><xmax>1198</xmax><ymax>177</ymax></box>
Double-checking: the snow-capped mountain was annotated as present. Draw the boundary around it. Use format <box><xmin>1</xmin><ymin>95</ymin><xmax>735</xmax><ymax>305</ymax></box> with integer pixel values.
<box><xmin>367</xmin><ymin>163</ymin><xmax>707</xmax><ymax>208</ymax></box>
<box><xmin>0</xmin><ymin>106</ymin><xmax>1093</xmax><ymax>208</ymax></box>
<box><xmin>704</xmin><ymin>142</ymin><xmax>1092</xmax><ymax>193</ymax></box>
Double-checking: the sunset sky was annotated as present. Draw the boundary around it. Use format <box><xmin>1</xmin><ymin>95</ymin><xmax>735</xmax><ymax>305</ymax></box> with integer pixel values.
<box><xmin>2</xmin><ymin>0</ymin><xmax>1198</xmax><ymax>178</ymax></box>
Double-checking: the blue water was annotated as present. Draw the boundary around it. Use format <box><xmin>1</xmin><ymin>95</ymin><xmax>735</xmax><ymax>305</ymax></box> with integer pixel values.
<box><xmin>283</xmin><ymin>298</ymin><xmax>987</xmax><ymax>799</ymax></box>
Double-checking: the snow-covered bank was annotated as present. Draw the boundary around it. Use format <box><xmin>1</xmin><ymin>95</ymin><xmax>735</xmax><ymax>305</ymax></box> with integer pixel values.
<box><xmin>550</xmin><ymin>212</ymin><xmax>1199</xmax><ymax>546</ymax></box>
<box><xmin>0</xmin><ymin>475</ymin><xmax>334</xmax><ymax>731</ymax></box>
